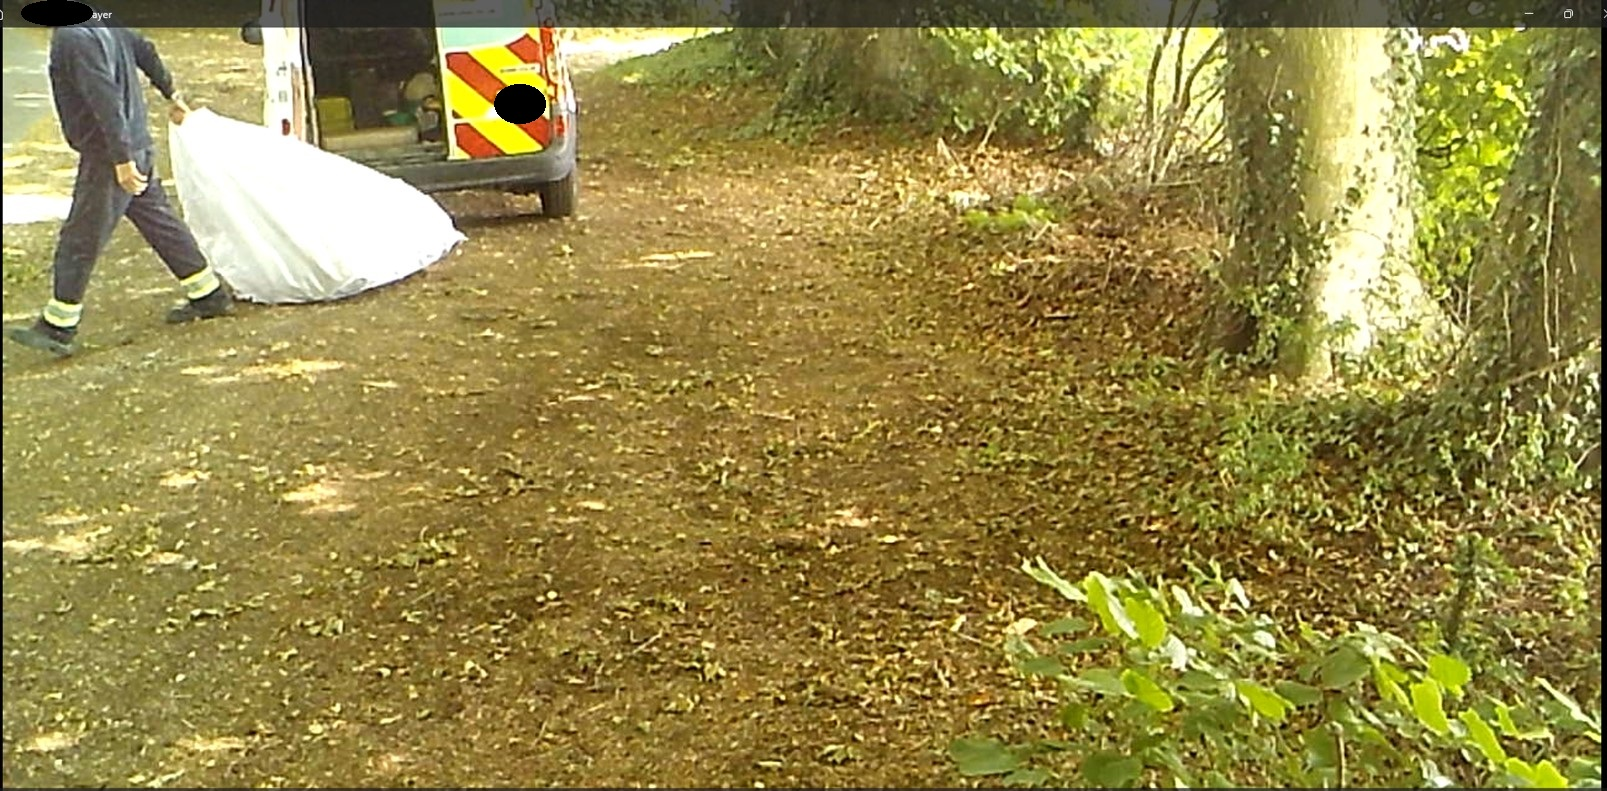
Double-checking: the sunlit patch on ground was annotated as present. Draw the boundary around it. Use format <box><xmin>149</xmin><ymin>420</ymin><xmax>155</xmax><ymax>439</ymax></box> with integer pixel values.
<box><xmin>20</xmin><ymin>730</ymin><xmax>81</xmax><ymax>754</ymax></box>
<box><xmin>175</xmin><ymin>735</ymin><xmax>248</xmax><ymax>753</ymax></box>
<box><xmin>367</xmin><ymin>750</ymin><xmax>414</xmax><ymax>776</ymax></box>
<box><xmin>245</xmin><ymin>359</ymin><xmax>345</xmax><ymax>379</ymax></box>
<box><xmin>142</xmin><ymin>551</ymin><xmax>197</xmax><ymax>570</ymax></box>
<box><xmin>39</xmin><ymin>510</ymin><xmax>91</xmax><ymax>528</ymax></box>
<box><xmin>826</xmin><ymin>507</ymin><xmax>876</xmax><ymax>529</ymax></box>
<box><xmin>279</xmin><ymin>470</ymin><xmax>363</xmax><ymax>516</ymax></box>
<box><xmin>177</xmin><ymin>364</ymin><xmax>240</xmax><ymax>385</ymax></box>
<box><xmin>3</xmin><ymin>524</ymin><xmax>113</xmax><ymax>561</ymax></box>
<box><xmin>159</xmin><ymin>468</ymin><xmax>211</xmax><ymax>488</ymax></box>
<box><xmin>180</xmin><ymin>358</ymin><xmax>346</xmax><ymax>386</ymax></box>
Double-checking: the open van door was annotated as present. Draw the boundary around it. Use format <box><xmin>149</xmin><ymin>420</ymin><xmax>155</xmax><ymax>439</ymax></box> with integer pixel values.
<box><xmin>433</xmin><ymin>0</ymin><xmax>564</xmax><ymax>162</ymax></box>
<box><xmin>256</xmin><ymin>0</ymin><xmax>314</xmax><ymax>142</ymax></box>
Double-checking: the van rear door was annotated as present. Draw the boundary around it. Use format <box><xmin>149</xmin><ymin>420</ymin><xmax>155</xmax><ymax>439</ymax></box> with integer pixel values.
<box><xmin>259</xmin><ymin>0</ymin><xmax>313</xmax><ymax>142</ymax></box>
<box><xmin>432</xmin><ymin>0</ymin><xmax>561</xmax><ymax>161</ymax></box>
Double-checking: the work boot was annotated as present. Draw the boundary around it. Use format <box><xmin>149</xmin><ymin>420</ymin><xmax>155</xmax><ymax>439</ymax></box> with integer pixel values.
<box><xmin>5</xmin><ymin>318</ymin><xmax>76</xmax><ymax>358</ymax></box>
<box><xmin>166</xmin><ymin>287</ymin><xmax>235</xmax><ymax>324</ymax></box>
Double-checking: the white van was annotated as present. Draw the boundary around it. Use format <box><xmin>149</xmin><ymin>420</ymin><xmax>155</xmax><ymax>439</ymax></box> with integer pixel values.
<box><xmin>241</xmin><ymin>0</ymin><xmax>579</xmax><ymax>217</ymax></box>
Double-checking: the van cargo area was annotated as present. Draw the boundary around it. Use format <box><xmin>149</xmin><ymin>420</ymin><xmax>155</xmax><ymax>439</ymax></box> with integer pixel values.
<box><xmin>303</xmin><ymin>26</ymin><xmax>448</xmax><ymax>168</ymax></box>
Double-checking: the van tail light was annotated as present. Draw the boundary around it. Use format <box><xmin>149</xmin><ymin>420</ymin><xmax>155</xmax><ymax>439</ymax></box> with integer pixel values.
<box><xmin>540</xmin><ymin>28</ymin><xmax>563</xmax><ymax>111</ymax></box>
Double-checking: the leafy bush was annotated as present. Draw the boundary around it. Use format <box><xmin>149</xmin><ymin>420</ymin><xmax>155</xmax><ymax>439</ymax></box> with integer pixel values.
<box><xmin>924</xmin><ymin>28</ymin><xmax>1153</xmax><ymax>149</ymax></box>
<box><xmin>1414</xmin><ymin>28</ymin><xmax>1531</xmax><ymax>318</ymax></box>
<box><xmin>950</xmin><ymin>561</ymin><xmax>1602</xmax><ymax>788</ymax></box>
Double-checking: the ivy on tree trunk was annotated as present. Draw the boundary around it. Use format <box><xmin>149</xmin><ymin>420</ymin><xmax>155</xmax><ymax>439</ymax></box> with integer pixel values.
<box><xmin>1213</xmin><ymin>3</ymin><xmax>1445</xmax><ymax>383</ymax></box>
<box><xmin>1462</xmin><ymin>26</ymin><xmax>1601</xmax><ymax>469</ymax></box>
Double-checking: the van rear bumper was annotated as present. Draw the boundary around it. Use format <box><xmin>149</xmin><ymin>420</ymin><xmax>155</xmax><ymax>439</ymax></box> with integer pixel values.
<box><xmin>376</xmin><ymin>117</ymin><xmax>577</xmax><ymax>194</ymax></box>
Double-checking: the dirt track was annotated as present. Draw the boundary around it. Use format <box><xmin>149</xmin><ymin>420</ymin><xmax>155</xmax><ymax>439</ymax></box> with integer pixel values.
<box><xmin>1</xmin><ymin>30</ymin><xmax>1082</xmax><ymax>788</ymax></box>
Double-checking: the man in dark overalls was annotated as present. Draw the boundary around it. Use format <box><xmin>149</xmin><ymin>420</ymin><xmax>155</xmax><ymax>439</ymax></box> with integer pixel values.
<box><xmin>6</xmin><ymin>15</ymin><xmax>234</xmax><ymax>358</ymax></box>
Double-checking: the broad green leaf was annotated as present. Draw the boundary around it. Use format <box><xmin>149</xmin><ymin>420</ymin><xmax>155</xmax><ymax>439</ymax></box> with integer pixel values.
<box><xmin>1131</xmin><ymin>731</ymin><xmax>1170</xmax><ymax>753</ymax></box>
<box><xmin>1081</xmin><ymin>751</ymin><xmax>1144</xmax><ymax>787</ymax></box>
<box><xmin>1021</xmin><ymin>557</ymin><xmax>1086</xmax><ymax>603</ymax></box>
<box><xmin>1374</xmin><ymin>663</ymin><xmax>1410</xmax><ymax>706</ymax></box>
<box><xmin>1411</xmin><ymin>680</ymin><xmax>1452</xmax><ymax>736</ymax></box>
<box><xmin>1179</xmin><ymin>669</ymin><xmax>1224</xmax><ymax>691</ymax></box>
<box><xmin>1490</xmin><ymin>701</ymin><xmax>1552</xmax><ymax>741</ymax></box>
<box><xmin>1303</xmin><ymin>728</ymin><xmax>1339</xmax><ymax>769</ymax></box>
<box><xmin>1529</xmin><ymin>759</ymin><xmax>1569</xmax><ymax>788</ymax></box>
<box><xmin>1122</xmin><ymin>668</ymin><xmax>1175</xmax><ymax>712</ymax></box>
<box><xmin>1494</xmin><ymin>703</ymin><xmax>1520</xmax><ymax>736</ymax></box>
<box><xmin>1426</xmin><ymin>653</ymin><xmax>1472</xmax><ymax>695</ymax></box>
<box><xmin>1058</xmin><ymin>637</ymin><xmax>1108</xmax><ymax>655</ymax></box>
<box><xmin>1003</xmin><ymin>767</ymin><xmax>1052</xmax><ymax>787</ymax></box>
<box><xmin>1318</xmin><ymin>644</ymin><xmax>1370</xmax><ymax>689</ymax></box>
<box><xmin>949</xmin><ymin>737</ymin><xmax>1019</xmax><ymax>776</ymax></box>
<box><xmin>1041</xmin><ymin>617</ymin><xmax>1090</xmax><ymax>636</ymax></box>
<box><xmin>1019</xmin><ymin>655</ymin><xmax>1067</xmax><ymax>677</ymax></box>
<box><xmin>1505</xmin><ymin>757</ymin><xmax>1538</xmax><ymax>785</ymax></box>
<box><xmin>1060</xmin><ymin>700</ymin><xmax>1089</xmax><ymax>731</ymax></box>
<box><xmin>1234</xmin><ymin>680</ymin><xmax>1291</xmax><ymax>723</ymax></box>
<box><xmin>1274</xmin><ymin>681</ymin><xmax>1324</xmax><ymax>708</ymax></box>
<box><xmin>1084</xmin><ymin>573</ymin><xmax>1138</xmax><ymax>641</ymax></box>
<box><xmin>1458</xmin><ymin>709</ymin><xmax>1507</xmax><ymax>764</ymax></box>
<box><xmin>1123</xmin><ymin>595</ymin><xmax>1168</xmax><ymax>649</ymax></box>
<box><xmin>1535</xmin><ymin>677</ymin><xmax>1602</xmax><ymax>737</ymax></box>
<box><xmin>1071</xmin><ymin>668</ymin><xmax>1129</xmax><ymax>698</ymax></box>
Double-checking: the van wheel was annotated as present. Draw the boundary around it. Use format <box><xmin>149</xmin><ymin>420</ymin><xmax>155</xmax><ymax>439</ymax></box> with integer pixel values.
<box><xmin>539</xmin><ymin>171</ymin><xmax>578</xmax><ymax>218</ymax></box>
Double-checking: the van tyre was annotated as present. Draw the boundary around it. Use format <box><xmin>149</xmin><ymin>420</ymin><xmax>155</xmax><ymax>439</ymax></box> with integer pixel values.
<box><xmin>539</xmin><ymin>171</ymin><xmax>578</xmax><ymax>218</ymax></box>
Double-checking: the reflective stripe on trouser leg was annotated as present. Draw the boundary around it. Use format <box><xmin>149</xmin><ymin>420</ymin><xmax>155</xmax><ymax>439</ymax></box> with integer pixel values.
<box><xmin>42</xmin><ymin>299</ymin><xmax>83</xmax><ymax>329</ymax></box>
<box><xmin>178</xmin><ymin>266</ymin><xmax>220</xmax><ymax>300</ymax></box>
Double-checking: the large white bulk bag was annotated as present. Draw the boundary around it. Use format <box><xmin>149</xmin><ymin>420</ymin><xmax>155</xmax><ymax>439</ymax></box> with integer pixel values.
<box><xmin>168</xmin><ymin>108</ymin><xmax>464</xmax><ymax>303</ymax></box>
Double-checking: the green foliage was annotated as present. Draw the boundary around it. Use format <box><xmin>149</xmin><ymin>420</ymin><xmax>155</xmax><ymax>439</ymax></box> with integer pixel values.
<box><xmin>1172</xmin><ymin>391</ymin><xmax>1334</xmax><ymax>543</ymax></box>
<box><xmin>598</xmin><ymin>31</ymin><xmax>759</xmax><ymax>91</ymax></box>
<box><xmin>1414</xmin><ymin>28</ymin><xmax>1531</xmax><ymax>316</ymax></box>
<box><xmin>954</xmin><ymin>562</ymin><xmax>1603</xmax><ymax>788</ymax></box>
<box><xmin>1148</xmin><ymin>368</ymin><xmax>1596</xmax><ymax>553</ymax></box>
<box><xmin>925</xmin><ymin>28</ymin><xmax>1149</xmax><ymax>148</ymax></box>
<box><xmin>961</xmin><ymin>194</ymin><xmax>1058</xmax><ymax>235</ymax></box>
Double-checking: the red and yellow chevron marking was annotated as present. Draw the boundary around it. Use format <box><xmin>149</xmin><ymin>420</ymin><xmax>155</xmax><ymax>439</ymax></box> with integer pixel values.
<box><xmin>442</xmin><ymin>32</ymin><xmax>554</xmax><ymax>159</ymax></box>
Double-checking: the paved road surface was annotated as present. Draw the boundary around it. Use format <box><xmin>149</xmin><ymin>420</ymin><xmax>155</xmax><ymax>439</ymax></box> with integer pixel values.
<box><xmin>3</xmin><ymin>27</ymin><xmax>53</xmax><ymax>148</ymax></box>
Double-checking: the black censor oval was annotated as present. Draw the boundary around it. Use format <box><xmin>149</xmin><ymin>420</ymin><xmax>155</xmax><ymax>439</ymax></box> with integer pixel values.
<box><xmin>21</xmin><ymin>0</ymin><xmax>94</xmax><ymax>26</ymax></box>
<box><xmin>493</xmin><ymin>84</ymin><xmax>547</xmax><ymax>125</ymax></box>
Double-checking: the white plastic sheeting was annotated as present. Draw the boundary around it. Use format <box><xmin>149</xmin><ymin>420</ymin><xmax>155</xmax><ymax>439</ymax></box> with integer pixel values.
<box><xmin>168</xmin><ymin>109</ymin><xmax>463</xmax><ymax>304</ymax></box>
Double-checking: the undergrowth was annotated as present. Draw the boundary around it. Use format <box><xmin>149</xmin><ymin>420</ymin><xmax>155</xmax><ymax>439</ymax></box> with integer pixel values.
<box><xmin>949</xmin><ymin>562</ymin><xmax>1601</xmax><ymax>788</ymax></box>
<box><xmin>920</xmin><ymin>180</ymin><xmax>1600</xmax><ymax>789</ymax></box>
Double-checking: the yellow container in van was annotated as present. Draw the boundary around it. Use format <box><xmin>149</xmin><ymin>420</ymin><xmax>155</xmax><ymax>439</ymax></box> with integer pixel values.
<box><xmin>316</xmin><ymin>96</ymin><xmax>355</xmax><ymax>134</ymax></box>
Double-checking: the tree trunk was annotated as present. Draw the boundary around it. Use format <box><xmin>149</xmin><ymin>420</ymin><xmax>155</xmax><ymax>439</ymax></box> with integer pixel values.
<box><xmin>1214</xmin><ymin>3</ymin><xmax>1444</xmax><ymax>383</ymax></box>
<box><xmin>1463</xmin><ymin>27</ymin><xmax>1601</xmax><ymax>460</ymax></box>
<box><xmin>770</xmin><ymin>28</ymin><xmax>929</xmax><ymax>121</ymax></box>
<box><xmin>1212</xmin><ymin>27</ymin><xmax>1297</xmax><ymax>360</ymax></box>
